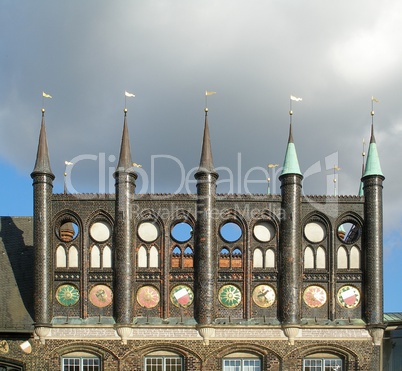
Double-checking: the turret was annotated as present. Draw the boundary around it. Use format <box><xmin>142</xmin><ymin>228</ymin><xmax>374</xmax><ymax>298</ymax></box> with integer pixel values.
<box><xmin>278</xmin><ymin>123</ymin><xmax>303</xmax><ymax>345</ymax></box>
<box><xmin>362</xmin><ymin>123</ymin><xmax>385</xmax><ymax>345</ymax></box>
<box><xmin>194</xmin><ymin>108</ymin><xmax>218</xmax><ymax>344</ymax></box>
<box><xmin>113</xmin><ymin>108</ymin><xmax>137</xmax><ymax>343</ymax></box>
<box><xmin>30</xmin><ymin>109</ymin><xmax>55</xmax><ymax>343</ymax></box>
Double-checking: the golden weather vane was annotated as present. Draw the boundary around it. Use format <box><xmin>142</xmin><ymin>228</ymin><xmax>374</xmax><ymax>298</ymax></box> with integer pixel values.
<box><xmin>42</xmin><ymin>91</ymin><xmax>52</xmax><ymax>113</ymax></box>
<box><xmin>124</xmin><ymin>91</ymin><xmax>135</xmax><ymax>113</ymax></box>
<box><xmin>205</xmin><ymin>90</ymin><xmax>216</xmax><ymax>112</ymax></box>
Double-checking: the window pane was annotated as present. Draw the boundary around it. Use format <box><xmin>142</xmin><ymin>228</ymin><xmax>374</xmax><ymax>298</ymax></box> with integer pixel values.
<box><xmin>224</xmin><ymin>359</ymin><xmax>256</xmax><ymax>371</ymax></box>
<box><xmin>63</xmin><ymin>358</ymin><xmax>80</xmax><ymax>371</ymax></box>
<box><xmin>304</xmin><ymin>358</ymin><xmax>342</xmax><ymax>371</ymax></box>
<box><xmin>62</xmin><ymin>357</ymin><xmax>99</xmax><ymax>371</ymax></box>
<box><xmin>243</xmin><ymin>359</ymin><xmax>261</xmax><ymax>371</ymax></box>
<box><xmin>83</xmin><ymin>357</ymin><xmax>100</xmax><ymax>371</ymax></box>
<box><xmin>324</xmin><ymin>359</ymin><xmax>342</xmax><ymax>370</ymax></box>
<box><xmin>145</xmin><ymin>357</ymin><xmax>163</xmax><ymax>371</ymax></box>
<box><xmin>303</xmin><ymin>359</ymin><xmax>322</xmax><ymax>371</ymax></box>
<box><xmin>223</xmin><ymin>359</ymin><xmax>241</xmax><ymax>371</ymax></box>
<box><xmin>166</xmin><ymin>356</ymin><xmax>182</xmax><ymax>371</ymax></box>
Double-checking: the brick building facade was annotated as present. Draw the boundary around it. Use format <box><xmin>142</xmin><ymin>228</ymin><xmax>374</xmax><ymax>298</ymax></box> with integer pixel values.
<box><xmin>0</xmin><ymin>106</ymin><xmax>392</xmax><ymax>370</ymax></box>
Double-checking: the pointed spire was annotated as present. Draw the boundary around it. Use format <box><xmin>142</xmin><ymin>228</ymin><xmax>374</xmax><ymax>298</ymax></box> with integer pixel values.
<box><xmin>363</xmin><ymin>124</ymin><xmax>383</xmax><ymax>177</ymax></box>
<box><xmin>116</xmin><ymin>109</ymin><xmax>133</xmax><ymax>172</ymax></box>
<box><xmin>198</xmin><ymin>109</ymin><xmax>217</xmax><ymax>174</ymax></box>
<box><xmin>32</xmin><ymin>109</ymin><xmax>54</xmax><ymax>176</ymax></box>
<box><xmin>281</xmin><ymin>124</ymin><xmax>302</xmax><ymax>176</ymax></box>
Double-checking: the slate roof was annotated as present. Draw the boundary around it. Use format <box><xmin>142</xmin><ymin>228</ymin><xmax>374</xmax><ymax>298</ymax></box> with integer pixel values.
<box><xmin>0</xmin><ymin>217</ymin><xmax>34</xmax><ymax>332</ymax></box>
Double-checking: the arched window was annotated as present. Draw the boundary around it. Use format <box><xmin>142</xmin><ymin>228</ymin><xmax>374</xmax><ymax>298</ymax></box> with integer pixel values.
<box><xmin>253</xmin><ymin>248</ymin><xmax>263</xmax><ymax>268</ymax></box>
<box><xmin>69</xmin><ymin>245</ymin><xmax>79</xmax><ymax>268</ymax></box>
<box><xmin>232</xmin><ymin>248</ymin><xmax>242</xmax><ymax>268</ymax></box>
<box><xmin>103</xmin><ymin>245</ymin><xmax>112</xmax><ymax>268</ymax></box>
<box><xmin>265</xmin><ymin>249</ymin><xmax>275</xmax><ymax>268</ymax></box>
<box><xmin>149</xmin><ymin>246</ymin><xmax>159</xmax><ymax>268</ymax></box>
<box><xmin>316</xmin><ymin>246</ymin><xmax>326</xmax><ymax>269</ymax></box>
<box><xmin>56</xmin><ymin>245</ymin><xmax>67</xmax><ymax>268</ymax></box>
<box><xmin>337</xmin><ymin>246</ymin><xmax>348</xmax><ymax>269</ymax></box>
<box><xmin>138</xmin><ymin>246</ymin><xmax>147</xmax><ymax>268</ymax></box>
<box><xmin>350</xmin><ymin>246</ymin><xmax>360</xmax><ymax>269</ymax></box>
<box><xmin>184</xmin><ymin>246</ymin><xmax>193</xmax><ymax>255</ymax></box>
<box><xmin>219</xmin><ymin>248</ymin><xmax>230</xmax><ymax>268</ymax></box>
<box><xmin>91</xmin><ymin>245</ymin><xmax>101</xmax><ymax>268</ymax></box>
<box><xmin>304</xmin><ymin>246</ymin><xmax>314</xmax><ymax>269</ymax></box>
<box><xmin>183</xmin><ymin>246</ymin><xmax>194</xmax><ymax>268</ymax></box>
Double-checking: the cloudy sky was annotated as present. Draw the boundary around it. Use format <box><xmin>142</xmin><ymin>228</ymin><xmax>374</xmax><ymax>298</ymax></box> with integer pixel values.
<box><xmin>1</xmin><ymin>1</ymin><xmax>402</xmax><ymax>311</ymax></box>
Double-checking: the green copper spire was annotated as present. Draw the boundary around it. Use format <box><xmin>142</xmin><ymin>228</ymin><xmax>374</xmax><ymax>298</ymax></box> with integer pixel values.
<box><xmin>281</xmin><ymin>124</ymin><xmax>302</xmax><ymax>176</ymax></box>
<box><xmin>363</xmin><ymin>124</ymin><xmax>383</xmax><ymax>177</ymax></box>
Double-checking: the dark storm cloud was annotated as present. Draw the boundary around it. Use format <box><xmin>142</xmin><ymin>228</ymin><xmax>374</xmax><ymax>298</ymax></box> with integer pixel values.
<box><xmin>1</xmin><ymin>0</ymin><xmax>402</xmax><ymax>243</ymax></box>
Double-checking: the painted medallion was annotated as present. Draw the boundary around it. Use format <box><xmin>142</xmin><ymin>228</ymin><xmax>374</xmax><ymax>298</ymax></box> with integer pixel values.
<box><xmin>252</xmin><ymin>284</ymin><xmax>276</xmax><ymax>308</ymax></box>
<box><xmin>56</xmin><ymin>284</ymin><xmax>79</xmax><ymax>306</ymax></box>
<box><xmin>137</xmin><ymin>286</ymin><xmax>160</xmax><ymax>308</ymax></box>
<box><xmin>303</xmin><ymin>285</ymin><xmax>327</xmax><ymax>308</ymax></box>
<box><xmin>170</xmin><ymin>285</ymin><xmax>194</xmax><ymax>308</ymax></box>
<box><xmin>219</xmin><ymin>284</ymin><xmax>242</xmax><ymax>308</ymax></box>
<box><xmin>89</xmin><ymin>285</ymin><xmax>113</xmax><ymax>308</ymax></box>
<box><xmin>337</xmin><ymin>285</ymin><xmax>361</xmax><ymax>309</ymax></box>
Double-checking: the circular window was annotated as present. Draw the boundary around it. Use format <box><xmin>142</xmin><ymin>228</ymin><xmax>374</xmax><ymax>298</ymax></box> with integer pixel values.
<box><xmin>253</xmin><ymin>221</ymin><xmax>275</xmax><ymax>242</ymax></box>
<box><xmin>58</xmin><ymin>222</ymin><xmax>79</xmax><ymax>242</ymax></box>
<box><xmin>220</xmin><ymin>222</ymin><xmax>242</xmax><ymax>242</ymax></box>
<box><xmin>90</xmin><ymin>221</ymin><xmax>111</xmax><ymax>242</ymax></box>
<box><xmin>338</xmin><ymin>222</ymin><xmax>360</xmax><ymax>244</ymax></box>
<box><xmin>138</xmin><ymin>222</ymin><xmax>159</xmax><ymax>242</ymax></box>
<box><xmin>304</xmin><ymin>222</ymin><xmax>326</xmax><ymax>243</ymax></box>
<box><xmin>171</xmin><ymin>222</ymin><xmax>192</xmax><ymax>242</ymax></box>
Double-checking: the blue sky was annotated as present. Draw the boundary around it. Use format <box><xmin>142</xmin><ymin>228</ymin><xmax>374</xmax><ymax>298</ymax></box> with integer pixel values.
<box><xmin>1</xmin><ymin>0</ymin><xmax>402</xmax><ymax>312</ymax></box>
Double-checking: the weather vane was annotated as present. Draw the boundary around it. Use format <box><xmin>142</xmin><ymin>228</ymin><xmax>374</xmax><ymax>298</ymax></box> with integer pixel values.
<box><xmin>289</xmin><ymin>95</ymin><xmax>302</xmax><ymax>124</ymax></box>
<box><xmin>205</xmin><ymin>90</ymin><xmax>216</xmax><ymax>112</ymax></box>
<box><xmin>124</xmin><ymin>91</ymin><xmax>135</xmax><ymax>113</ymax></box>
<box><xmin>371</xmin><ymin>96</ymin><xmax>379</xmax><ymax>125</ymax></box>
<box><xmin>42</xmin><ymin>91</ymin><xmax>52</xmax><ymax>113</ymax></box>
